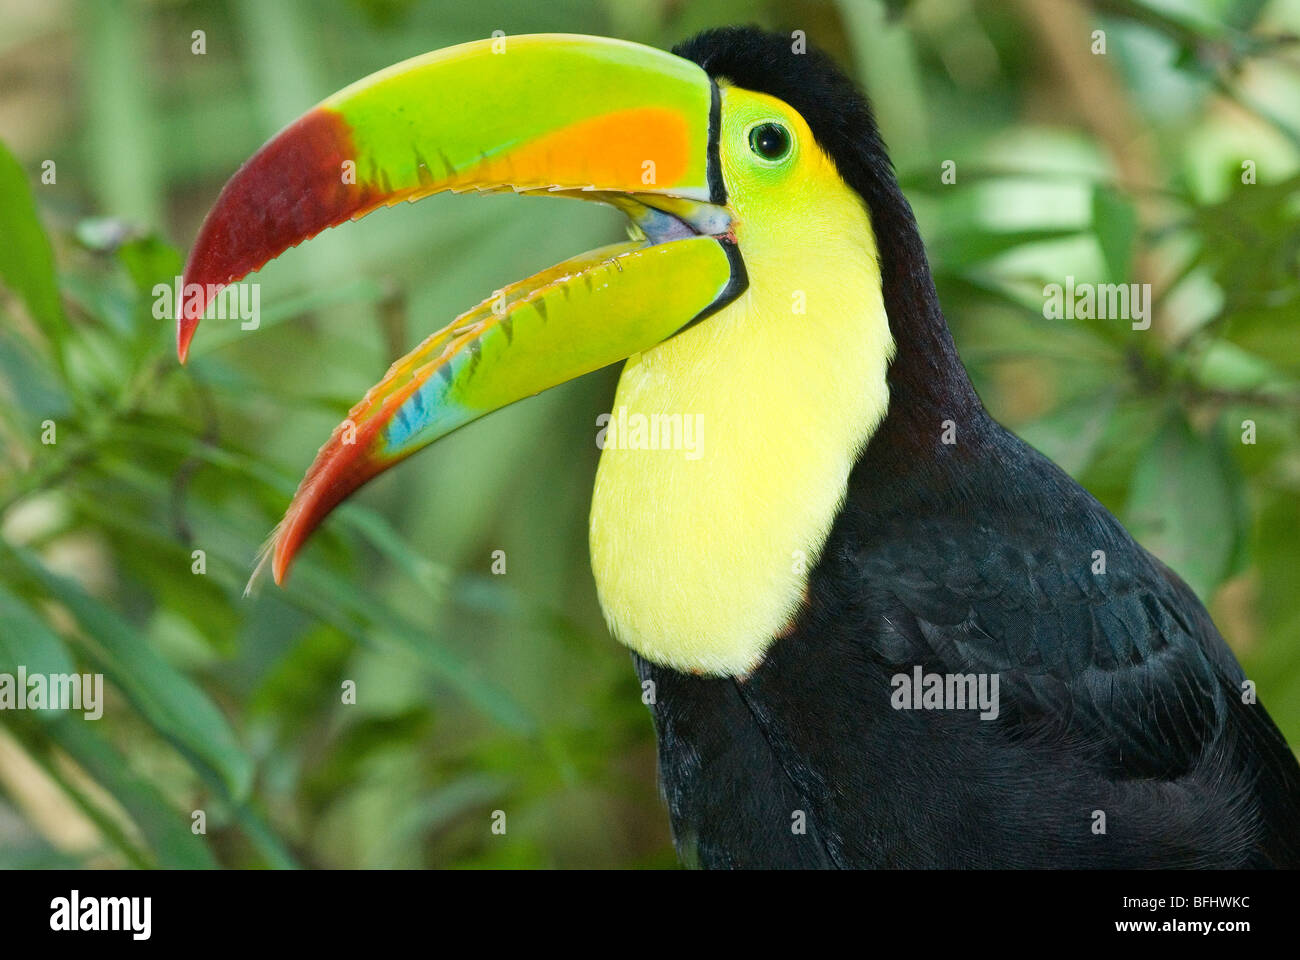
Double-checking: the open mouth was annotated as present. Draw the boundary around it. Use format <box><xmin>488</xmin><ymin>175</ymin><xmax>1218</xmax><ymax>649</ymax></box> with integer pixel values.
<box><xmin>175</xmin><ymin>35</ymin><xmax>749</xmax><ymax>584</ymax></box>
<box><xmin>254</xmin><ymin>191</ymin><xmax>739</xmax><ymax>585</ymax></box>
<box><xmin>605</xmin><ymin>192</ymin><xmax>735</xmax><ymax>244</ymax></box>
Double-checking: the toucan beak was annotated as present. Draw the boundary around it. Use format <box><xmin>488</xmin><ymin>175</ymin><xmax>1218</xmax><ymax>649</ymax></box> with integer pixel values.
<box><xmin>178</xmin><ymin>33</ymin><xmax>745</xmax><ymax>584</ymax></box>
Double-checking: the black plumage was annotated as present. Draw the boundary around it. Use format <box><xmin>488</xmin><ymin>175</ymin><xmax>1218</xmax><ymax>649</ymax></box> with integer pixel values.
<box><xmin>637</xmin><ymin>27</ymin><xmax>1300</xmax><ymax>869</ymax></box>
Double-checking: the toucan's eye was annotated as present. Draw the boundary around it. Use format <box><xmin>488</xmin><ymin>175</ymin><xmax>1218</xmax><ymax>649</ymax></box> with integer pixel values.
<box><xmin>747</xmin><ymin>122</ymin><xmax>792</xmax><ymax>163</ymax></box>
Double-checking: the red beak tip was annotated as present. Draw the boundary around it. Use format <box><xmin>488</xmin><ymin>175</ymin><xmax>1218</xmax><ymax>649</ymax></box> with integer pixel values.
<box><xmin>176</xmin><ymin>296</ymin><xmax>198</xmax><ymax>364</ymax></box>
<box><xmin>271</xmin><ymin>541</ymin><xmax>293</xmax><ymax>587</ymax></box>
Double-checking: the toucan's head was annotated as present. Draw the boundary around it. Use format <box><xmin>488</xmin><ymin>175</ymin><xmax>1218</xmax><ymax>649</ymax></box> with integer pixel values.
<box><xmin>182</xmin><ymin>27</ymin><xmax>922</xmax><ymax>676</ymax></box>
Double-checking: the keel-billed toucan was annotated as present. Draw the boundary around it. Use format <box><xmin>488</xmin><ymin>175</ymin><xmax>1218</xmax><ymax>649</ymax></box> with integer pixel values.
<box><xmin>178</xmin><ymin>27</ymin><xmax>1300</xmax><ymax>868</ymax></box>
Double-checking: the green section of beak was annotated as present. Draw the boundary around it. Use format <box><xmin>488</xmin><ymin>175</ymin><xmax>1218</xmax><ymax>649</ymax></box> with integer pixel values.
<box><xmin>391</xmin><ymin>237</ymin><xmax>735</xmax><ymax>443</ymax></box>
<box><xmin>328</xmin><ymin>33</ymin><xmax>715</xmax><ymax>200</ymax></box>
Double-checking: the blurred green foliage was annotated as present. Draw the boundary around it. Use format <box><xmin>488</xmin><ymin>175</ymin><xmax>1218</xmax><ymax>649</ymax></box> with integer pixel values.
<box><xmin>0</xmin><ymin>0</ymin><xmax>1297</xmax><ymax>868</ymax></box>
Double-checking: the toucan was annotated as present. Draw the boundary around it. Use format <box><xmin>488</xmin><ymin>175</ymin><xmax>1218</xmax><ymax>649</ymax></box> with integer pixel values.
<box><xmin>177</xmin><ymin>27</ymin><xmax>1300</xmax><ymax>868</ymax></box>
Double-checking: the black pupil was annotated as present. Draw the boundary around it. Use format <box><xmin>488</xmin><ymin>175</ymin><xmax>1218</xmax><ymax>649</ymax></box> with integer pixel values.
<box><xmin>749</xmin><ymin>123</ymin><xmax>789</xmax><ymax>160</ymax></box>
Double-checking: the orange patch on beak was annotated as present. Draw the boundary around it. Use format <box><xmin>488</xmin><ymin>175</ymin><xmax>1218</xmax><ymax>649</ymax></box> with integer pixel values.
<box><xmin>475</xmin><ymin>107</ymin><xmax>692</xmax><ymax>191</ymax></box>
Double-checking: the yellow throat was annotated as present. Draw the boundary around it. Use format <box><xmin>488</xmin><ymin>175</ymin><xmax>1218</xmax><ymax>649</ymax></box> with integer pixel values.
<box><xmin>589</xmin><ymin>85</ymin><xmax>895</xmax><ymax>677</ymax></box>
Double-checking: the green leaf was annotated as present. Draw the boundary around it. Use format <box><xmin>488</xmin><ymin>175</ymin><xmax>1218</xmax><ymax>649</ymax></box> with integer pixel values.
<box><xmin>0</xmin><ymin>327</ymin><xmax>72</xmax><ymax>421</ymax></box>
<box><xmin>117</xmin><ymin>234</ymin><xmax>185</xmax><ymax>360</ymax></box>
<box><xmin>365</xmin><ymin>773</ymin><xmax>507</xmax><ymax>868</ymax></box>
<box><xmin>1124</xmin><ymin>413</ymin><xmax>1244</xmax><ymax>599</ymax></box>
<box><xmin>1194</xmin><ymin>338</ymin><xmax>1296</xmax><ymax>393</ymax></box>
<box><xmin>5</xmin><ymin>546</ymin><xmax>254</xmax><ymax>802</ymax></box>
<box><xmin>0</xmin><ymin>583</ymin><xmax>75</xmax><ymax>676</ymax></box>
<box><xmin>0</xmin><ymin>139</ymin><xmax>66</xmax><ymax>351</ymax></box>
<box><xmin>1222</xmin><ymin>306</ymin><xmax>1300</xmax><ymax>378</ymax></box>
<box><xmin>71</xmin><ymin>457</ymin><xmax>539</xmax><ymax>734</ymax></box>
<box><xmin>931</xmin><ymin>227</ymin><xmax>1082</xmax><ymax>270</ymax></box>
<box><xmin>116</xmin><ymin>234</ymin><xmax>183</xmax><ymax>296</ymax></box>
<box><xmin>36</xmin><ymin>715</ymin><xmax>219</xmax><ymax>868</ymax></box>
<box><xmin>1092</xmin><ymin>185</ymin><xmax>1138</xmax><ymax>284</ymax></box>
<box><xmin>1018</xmin><ymin>390</ymin><xmax>1119</xmax><ymax>477</ymax></box>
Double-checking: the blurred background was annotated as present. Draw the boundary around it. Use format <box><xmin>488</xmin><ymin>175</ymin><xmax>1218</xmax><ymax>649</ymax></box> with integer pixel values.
<box><xmin>0</xmin><ymin>0</ymin><xmax>1297</xmax><ymax>868</ymax></box>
